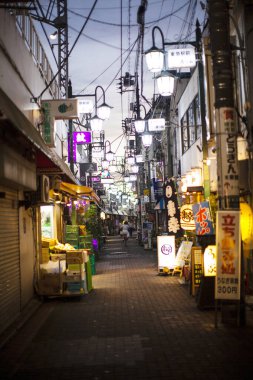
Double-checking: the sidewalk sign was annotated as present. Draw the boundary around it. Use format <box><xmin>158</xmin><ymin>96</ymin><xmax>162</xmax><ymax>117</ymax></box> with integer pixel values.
<box><xmin>191</xmin><ymin>246</ymin><xmax>203</xmax><ymax>296</ymax></box>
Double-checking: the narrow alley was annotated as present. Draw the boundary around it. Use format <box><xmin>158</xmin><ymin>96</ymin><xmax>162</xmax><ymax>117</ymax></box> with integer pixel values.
<box><xmin>1</xmin><ymin>236</ymin><xmax>253</xmax><ymax>380</ymax></box>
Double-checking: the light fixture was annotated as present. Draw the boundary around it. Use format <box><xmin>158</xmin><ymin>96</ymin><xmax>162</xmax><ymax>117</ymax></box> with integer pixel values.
<box><xmin>50</xmin><ymin>30</ymin><xmax>57</xmax><ymax>40</ymax></box>
<box><xmin>145</xmin><ymin>26</ymin><xmax>165</xmax><ymax>73</ymax></box>
<box><xmin>127</xmin><ymin>154</ymin><xmax>135</xmax><ymax>165</ymax></box>
<box><xmin>90</xmin><ymin>115</ymin><xmax>103</xmax><ymax>132</ymax></box>
<box><xmin>124</xmin><ymin>172</ymin><xmax>130</xmax><ymax>183</ymax></box>
<box><xmin>129</xmin><ymin>174</ymin><xmax>137</xmax><ymax>182</ymax></box>
<box><xmin>142</xmin><ymin>132</ymin><xmax>153</xmax><ymax>147</ymax></box>
<box><xmin>156</xmin><ymin>70</ymin><xmax>175</xmax><ymax>96</ymax></box>
<box><xmin>131</xmin><ymin>164</ymin><xmax>139</xmax><ymax>174</ymax></box>
<box><xmin>104</xmin><ymin>140</ymin><xmax>114</xmax><ymax>162</ymax></box>
<box><xmin>95</xmin><ymin>86</ymin><xmax>113</xmax><ymax>120</ymax></box>
<box><xmin>134</xmin><ymin>119</ymin><xmax>146</xmax><ymax>133</ymax></box>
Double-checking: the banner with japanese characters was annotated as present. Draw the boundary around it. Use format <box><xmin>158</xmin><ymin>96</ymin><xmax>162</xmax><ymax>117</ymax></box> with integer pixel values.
<box><xmin>215</xmin><ymin>211</ymin><xmax>241</xmax><ymax>300</ymax></box>
<box><xmin>164</xmin><ymin>179</ymin><xmax>183</xmax><ymax>237</ymax></box>
<box><xmin>192</xmin><ymin>201</ymin><xmax>214</xmax><ymax>235</ymax></box>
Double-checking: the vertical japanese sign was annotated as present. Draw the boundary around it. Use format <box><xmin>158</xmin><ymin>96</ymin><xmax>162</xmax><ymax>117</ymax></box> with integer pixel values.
<box><xmin>192</xmin><ymin>201</ymin><xmax>214</xmax><ymax>235</ymax></box>
<box><xmin>191</xmin><ymin>247</ymin><xmax>203</xmax><ymax>296</ymax></box>
<box><xmin>164</xmin><ymin>179</ymin><xmax>183</xmax><ymax>237</ymax></box>
<box><xmin>215</xmin><ymin>211</ymin><xmax>241</xmax><ymax>300</ymax></box>
<box><xmin>41</xmin><ymin>102</ymin><xmax>56</xmax><ymax>147</ymax></box>
<box><xmin>68</xmin><ymin>131</ymin><xmax>92</xmax><ymax>162</ymax></box>
<box><xmin>216</xmin><ymin>107</ymin><xmax>239</xmax><ymax>197</ymax></box>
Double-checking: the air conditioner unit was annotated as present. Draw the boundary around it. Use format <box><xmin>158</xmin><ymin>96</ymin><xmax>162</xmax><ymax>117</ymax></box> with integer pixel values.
<box><xmin>41</xmin><ymin>175</ymin><xmax>50</xmax><ymax>203</ymax></box>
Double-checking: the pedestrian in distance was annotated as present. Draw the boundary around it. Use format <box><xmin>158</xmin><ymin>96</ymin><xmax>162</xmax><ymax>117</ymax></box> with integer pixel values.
<box><xmin>120</xmin><ymin>221</ymin><xmax>130</xmax><ymax>246</ymax></box>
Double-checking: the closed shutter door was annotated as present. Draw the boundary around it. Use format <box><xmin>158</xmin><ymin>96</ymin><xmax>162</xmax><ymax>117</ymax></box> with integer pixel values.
<box><xmin>0</xmin><ymin>186</ymin><xmax>20</xmax><ymax>335</ymax></box>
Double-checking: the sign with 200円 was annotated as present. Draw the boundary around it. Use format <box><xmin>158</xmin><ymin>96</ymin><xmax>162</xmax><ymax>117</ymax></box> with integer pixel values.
<box><xmin>215</xmin><ymin>211</ymin><xmax>241</xmax><ymax>300</ymax></box>
<box><xmin>157</xmin><ymin>235</ymin><xmax>175</xmax><ymax>271</ymax></box>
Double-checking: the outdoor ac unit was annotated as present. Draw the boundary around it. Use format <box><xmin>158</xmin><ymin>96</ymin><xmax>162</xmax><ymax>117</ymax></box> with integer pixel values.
<box><xmin>41</xmin><ymin>175</ymin><xmax>50</xmax><ymax>203</ymax></box>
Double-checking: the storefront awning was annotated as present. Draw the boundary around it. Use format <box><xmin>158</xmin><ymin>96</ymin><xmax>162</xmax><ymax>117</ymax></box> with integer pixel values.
<box><xmin>60</xmin><ymin>182</ymin><xmax>100</xmax><ymax>204</ymax></box>
<box><xmin>0</xmin><ymin>88</ymin><xmax>77</xmax><ymax>184</ymax></box>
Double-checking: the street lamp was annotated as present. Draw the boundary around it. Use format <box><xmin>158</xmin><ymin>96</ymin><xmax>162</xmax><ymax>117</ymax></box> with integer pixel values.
<box><xmin>144</xmin><ymin>26</ymin><xmax>165</xmax><ymax>73</ymax></box>
<box><xmin>134</xmin><ymin>104</ymin><xmax>147</xmax><ymax>133</ymax></box>
<box><xmin>145</xmin><ymin>26</ymin><xmax>175</xmax><ymax>97</ymax></box>
<box><xmin>104</xmin><ymin>140</ymin><xmax>114</xmax><ymax>162</ymax></box>
<box><xmin>95</xmin><ymin>86</ymin><xmax>113</xmax><ymax>120</ymax></box>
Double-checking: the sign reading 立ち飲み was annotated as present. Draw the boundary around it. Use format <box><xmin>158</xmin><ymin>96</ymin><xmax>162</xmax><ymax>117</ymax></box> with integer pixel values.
<box><xmin>215</xmin><ymin>211</ymin><xmax>241</xmax><ymax>300</ymax></box>
<box><xmin>157</xmin><ymin>235</ymin><xmax>175</xmax><ymax>271</ymax></box>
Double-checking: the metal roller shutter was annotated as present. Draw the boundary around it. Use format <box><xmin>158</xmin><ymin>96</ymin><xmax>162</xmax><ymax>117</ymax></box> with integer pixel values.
<box><xmin>0</xmin><ymin>186</ymin><xmax>20</xmax><ymax>335</ymax></box>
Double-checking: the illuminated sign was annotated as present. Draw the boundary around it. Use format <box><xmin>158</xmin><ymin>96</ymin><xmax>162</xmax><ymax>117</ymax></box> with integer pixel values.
<box><xmin>204</xmin><ymin>245</ymin><xmax>216</xmax><ymax>277</ymax></box>
<box><xmin>68</xmin><ymin>131</ymin><xmax>92</xmax><ymax>163</ymax></box>
<box><xmin>215</xmin><ymin>211</ymin><xmax>241</xmax><ymax>300</ymax></box>
<box><xmin>157</xmin><ymin>235</ymin><xmax>175</xmax><ymax>271</ymax></box>
<box><xmin>167</xmin><ymin>47</ymin><xmax>196</xmax><ymax>69</ymax></box>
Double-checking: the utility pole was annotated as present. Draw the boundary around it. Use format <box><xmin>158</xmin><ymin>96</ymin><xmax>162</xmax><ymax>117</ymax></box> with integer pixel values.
<box><xmin>209</xmin><ymin>0</ymin><xmax>244</xmax><ymax>325</ymax></box>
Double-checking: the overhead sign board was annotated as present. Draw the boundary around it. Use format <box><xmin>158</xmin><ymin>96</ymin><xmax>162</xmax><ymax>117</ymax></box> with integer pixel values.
<box><xmin>148</xmin><ymin>118</ymin><xmax>165</xmax><ymax>132</ymax></box>
<box><xmin>68</xmin><ymin>131</ymin><xmax>92</xmax><ymax>162</ymax></box>
<box><xmin>41</xmin><ymin>99</ymin><xmax>79</xmax><ymax>120</ymax></box>
<box><xmin>168</xmin><ymin>47</ymin><xmax>196</xmax><ymax>69</ymax></box>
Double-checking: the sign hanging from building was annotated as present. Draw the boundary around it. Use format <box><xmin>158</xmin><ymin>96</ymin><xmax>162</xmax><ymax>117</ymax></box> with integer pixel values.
<box><xmin>164</xmin><ymin>178</ymin><xmax>183</xmax><ymax>237</ymax></box>
<box><xmin>68</xmin><ymin>131</ymin><xmax>92</xmax><ymax>162</ymax></box>
<box><xmin>216</xmin><ymin>108</ymin><xmax>239</xmax><ymax>197</ymax></box>
<box><xmin>215</xmin><ymin>211</ymin><xmax>241</xmax><ymax>300</ymax></box>
<box><xmin>180</xmin><ymin>204</ymin><xmax>195</xmax><ymax>231</ymax></box>
<box><xmin>167</xmin><ymin>47</ymin><xmax>196</xmax><ymax>69</ymax></box>
<box><xmin>192</xmin><ymin>201</ymin><xmax>214</xmax><ymax>235</ymax></box>
<box><xmin>41</xmin><ymin>101</ymin><xmax>56</xmax><ymax>147</ymax></box>
<box><xmin>148</xmin><ymin>118</ymin><xmax>165</xmax><ymax>132</ymax></box>
<box><xmin>204</xmin><ymin>245</ymin><xmax>216</xmax><ymax>277</ymax></box>
<box><xmin>41</xmin><ymin>99</ymin><xmax>79</xmax><ymax>120</ymax></box>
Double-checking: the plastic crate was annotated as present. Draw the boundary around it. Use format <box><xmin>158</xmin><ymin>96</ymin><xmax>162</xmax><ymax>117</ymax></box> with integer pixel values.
<box><xmin>65</xmin><ymin>225</ymin><xmax>79</xmax><ymax>233</ymax></box>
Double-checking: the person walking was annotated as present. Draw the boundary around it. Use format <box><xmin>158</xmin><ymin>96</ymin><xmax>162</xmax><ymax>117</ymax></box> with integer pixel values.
<box><xmin>120</xmin><ymin>221</ymin><xmax>130</xmax><ymax>246</ymax></box>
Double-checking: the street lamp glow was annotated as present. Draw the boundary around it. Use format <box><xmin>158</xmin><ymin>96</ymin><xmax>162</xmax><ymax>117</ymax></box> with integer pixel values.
<box><xmin>97</xmin><ymin>102</ymin><xmax>112</xmax><ymax>120</ymax></box>
<box><xmin>134</xmin><ymin>119</ymin><xmax>146</xmax><ymax>133</ymax></box>
<box><xmin>142</xmin><ymin>132</ymin><xmax>153</xmax><ymax>147</ymax></box>
<box><xmin>90</xmin><ymin>115</ymin><xmax>103</xmax><ymax>132</ymax></box>
<box><xmin>127</xmin><ymin>154</ymin><xmax>135</xmax><ymax>165</ymax></box>
<box><xmin>157</xmin><ymin>70</ymin><xmax>175</xmax><ymax>96</ymax></box>
<box><xmin>101</xmin><ymin>159</ymin><xmax>110</xmax><ymax>170</ymax></box>
<box><xmin>145</xmin><ymin>48</ymin><xmax>164</xmax><ymax>73</ymax></box>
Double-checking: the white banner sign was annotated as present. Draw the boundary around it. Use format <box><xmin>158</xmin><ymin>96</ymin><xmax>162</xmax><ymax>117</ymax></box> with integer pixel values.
<box><xmin>215</xmin><ymin>211</ymin><xmax>241</xmax><ymax>300</ymax></box>
<box><xmin>168</xmin><ymin>47</ymin><xmax>196</xmax><ymax>69</ymax></box>
<box><xmin>157</xmin><ymin>235</ymin><xmax>175</xmax><ymax>270</ymax></box>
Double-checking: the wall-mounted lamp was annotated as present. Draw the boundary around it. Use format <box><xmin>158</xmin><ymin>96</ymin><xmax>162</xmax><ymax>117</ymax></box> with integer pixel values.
<box><xmin>104</xmin><ymin>140</ymin><xmax>114</xmax><ymax>162</ymax></box>
<box><xmin>145</xmin><ymin>26</ymin><xmax>165</xmax><ymax>73</ymax></box>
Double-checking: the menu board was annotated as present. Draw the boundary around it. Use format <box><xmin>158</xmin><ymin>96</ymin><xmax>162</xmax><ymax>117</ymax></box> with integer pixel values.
<box><xmin>191</xmin><ymin>247</ymin><xmax>203</xmax><ymax>295</ymax></box>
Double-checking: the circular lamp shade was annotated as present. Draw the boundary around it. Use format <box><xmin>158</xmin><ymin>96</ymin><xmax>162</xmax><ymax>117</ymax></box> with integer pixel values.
<box><xmin>90</xmin><ymin>115</ymin><xmax>103</xmax><ymax>132</ymax></box>
<box><xmin>142</xmin><ymin>132</ymin><xmax>153</xmax><ymax>147</ymax></box>
<box><xmin>134</xmin><ymin>119</ymin><xmax>146</xmax><ymax>133</ymax></box>
<box><xmin>157</xmin><ymin>70</ymin><xmax>175</xmax><ymax>96</ymax></box>
<box><xmin>105</xmin><ymin>150</ymin><xmax>114</xmax><ymax>162</ymax></box>
<box><xmin>145</xmin><ymin>47</ymin><xmax>164</xmax><ymax>73</ymax></box>
<box><xmin>97</xmin><ymin>103</ymin><xmax>112</xmax><ymax>120</ymax></box>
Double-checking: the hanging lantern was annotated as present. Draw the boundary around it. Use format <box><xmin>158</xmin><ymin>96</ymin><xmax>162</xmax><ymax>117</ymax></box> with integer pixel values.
<box><xmin>156</xmin><ymin>70</ymin><xmax>175</xmax><ymax>96</ymax></box>
<box><xmin>90</xmin><ymin>115</ymin><xmax>103</xmax><ymax>132</ymax></box>
<box><xmin>97</xmin><ymin>102</ymin><xmax>112</xmax><ymax>120</ymax></box>
<box><xmin>101</xmin><ymin>159</ymin><xmax>110</xmax><ymax>170</ymax></box>
<box><xmin>131</xmin><ymin>164</ymin><xmax>139</xmax><ymax>174</ymax></box>
<box><xmin>240</xmin><ymin>201</ymin><xmax>253</xmax><ymax>242</ymax></box>
<box><xmin>134</xmin><ymin>119</ymin><xmax>146</xmax><ymax>133</ymax></box>
<box><xmin>127</xmin><ymin>154</ymin><xmax>135</xmax><ymax>165</ymax></box>
<box><xmin>142</xmin><ymin>132</ymin><xmax>153</xmax><ymax>147</ymax></box>
<box><xmin>105</xmin><ymin>149</ymin><xmax>114</xmax><ymax>162</ymax></box>
<box><xmin>145</xmin><ymin>47</ymin><xmax>164</xmax><ymax>73</ymax></box>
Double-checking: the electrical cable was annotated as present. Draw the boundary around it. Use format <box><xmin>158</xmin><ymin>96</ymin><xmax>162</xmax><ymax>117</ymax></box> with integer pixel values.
<box><xmin>37</xmin><ymin>0</ymin><xmax>98</xmax><ymax>100</ymax></box>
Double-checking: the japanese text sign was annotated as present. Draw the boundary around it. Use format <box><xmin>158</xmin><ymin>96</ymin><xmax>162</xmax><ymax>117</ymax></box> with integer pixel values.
<box><xmin>164</xmin><ymin>179</ymin><xmax>183</xmax><ymax>237</ymax></box>
<box><xmin>68</xmin><ymin>131</ymin><xmax>92</xmax><ymax>163</ymax></box>
<box><xmin>192</xmin><ymin>201</ymin><xmax>214</xmax><ymax>235</ymax></box>
<box><xmin>215</xmin><ymin>211</ymin><xmax>241</xmax><ymax>300</ymax></box>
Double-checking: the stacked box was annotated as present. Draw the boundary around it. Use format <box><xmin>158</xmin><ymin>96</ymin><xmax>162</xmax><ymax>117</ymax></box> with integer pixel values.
<box><xmin>67</xmin><ymin>263</ymin><xmax>85</xmax><ymax>272</ymax></box>
<box><xmin>66</xmin><ymin>280</ymin><xmax>86</xmax><ymax>292</ymax></box>
<box><xmin>41</xmin><ymin>247</ymin><xmax>50</xmax><ymax>263</ymax></box>
<box><xmin>65</xmin><ymin>225</ymin><xmax>79</xmax><ymax>248</ymax></box>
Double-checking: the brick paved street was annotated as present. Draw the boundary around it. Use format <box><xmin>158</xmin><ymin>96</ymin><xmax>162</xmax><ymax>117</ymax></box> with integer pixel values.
<box><xmin>1</xmin><ymin>235</ymin><xmax>253</xmax><ymax>379</ymax></box>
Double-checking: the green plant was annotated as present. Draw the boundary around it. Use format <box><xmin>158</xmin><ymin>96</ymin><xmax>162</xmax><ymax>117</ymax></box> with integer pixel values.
<box><xmin>84</xmin><ymin>205</ymin><xmax>102</xmax><ymax>241</ymax></box>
